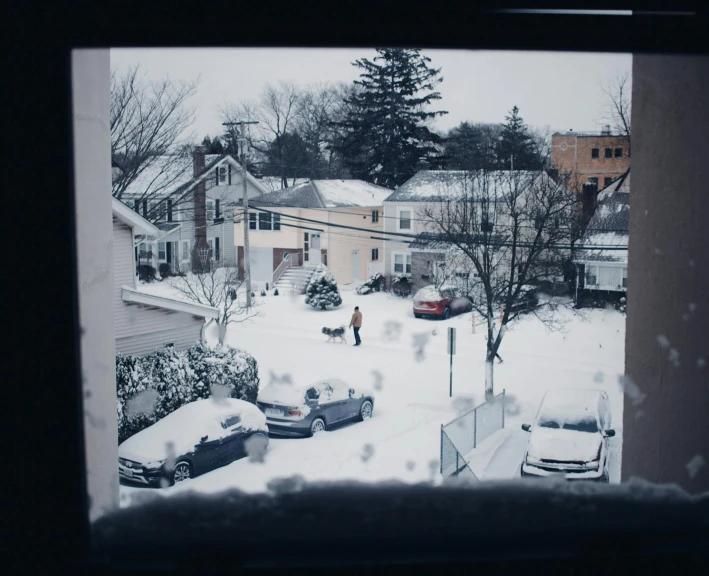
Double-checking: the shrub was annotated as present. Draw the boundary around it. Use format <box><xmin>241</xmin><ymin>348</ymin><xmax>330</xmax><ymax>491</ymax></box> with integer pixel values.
<box><xmin>305</xmin><ymin>264</ymin><xmax>342</xmax><ymax>310</ymax></box>
<box><xmin>260</xmin><ymin>290</ymin><xmax>267</xmax><ymax>297</ymax></box>
<box><xmin>356</xmin><ymin>272</ymin><xmax>385</xmax><ymax>295</ymax></box>
<box><xmin>158</xmin><ymin>263</ymin><xmax>172</xmax><ymax>279</ymax></box>
<box><xmin>116</xmin><ymin>344</ymin><xmax>260</xmax><ymax>443</ymax></box>
<box><xmin>137</xmin><ymin>265</ymin><xmax>157</xmax><ymax>283</ymax></box>
<box><xmin>273</xmin><ymin>288</ymin><xmax>279</xmax><ymax>296</ymax></box>
<box><xmin>391</xmin><ymin>275</ymin><xmax>412</xmax><ymax>297</ymax></box>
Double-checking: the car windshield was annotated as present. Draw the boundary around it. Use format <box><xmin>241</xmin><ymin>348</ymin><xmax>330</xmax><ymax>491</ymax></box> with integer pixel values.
<box><xmin>538</xmin><ymin>412</ymin><xmax>599</xmax><ymax>433</ymax></box>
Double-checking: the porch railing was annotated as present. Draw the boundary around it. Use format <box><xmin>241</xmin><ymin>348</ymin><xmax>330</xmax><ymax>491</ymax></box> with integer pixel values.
<box><xmin>272</xmin><ymin>252</ymin><xmax>300</xmax><ymax>287</ymax></box>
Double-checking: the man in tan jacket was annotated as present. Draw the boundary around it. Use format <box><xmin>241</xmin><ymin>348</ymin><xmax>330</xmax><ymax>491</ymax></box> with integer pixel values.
<box><xmin>349</xmin><ymin>306</ymin><xmax>362</xmax><ymax>346</ymax></box>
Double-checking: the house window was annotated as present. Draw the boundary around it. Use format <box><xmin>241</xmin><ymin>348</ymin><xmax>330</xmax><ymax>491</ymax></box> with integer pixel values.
<box><xmin>585</xmin><ymin>265</ymin><xmax>597</xmax><ymax>286</ymax></box>
<box><xmin>591</xmin><ymin>148</ymin><xmax>599</xmax><ymax>159</ymax></box>
<box><xmin>138</xmin><ymin>242</ymin><xmax>150</xmax><ymax>261</ymax></box>
<box><xmin>273</xmin><ymin>214</ymin><xmax>281</xmax><ymax>231</ymax></box>
<box><xmin>165</xmin><ymin>342</ymin><xmax>174</xmax><ymax>348</ymax></box>
<box><xmin>481</xmin><ymin>212</ymin><xmax>493</xmax><ymax>232</ymax></box>
<box><xmin>622</xmin><ymin>267</ymin><xmax>628</xmax><ymax>288</ymax></box>
<box><xmin>397</xmin><ymin>208</ymin><xmax>412</xmax><ymax>231</ymax></box>
<box><xmin>258</xmin><ymin>212</ymin><xmax>272</xmax><ymax>230</ymax></box>
<box><xmin>589</xmin><ymin>177</ymin><xmax>599</xmax><ymax>187</ymax></box>
<box><xmin>371</xmin><ymin>210</ymin><xmax>379</xmax><ymax>223</ymax></box>
<box><xmin>206</xmin><ymin>199</ymin><xmax>215</xmax><ymax>221</ymax></box>
<box><xmin>207</xmin><ymin>238</ymin><xmax>215</xmax><ymax>259</ymax></box>
<box><xmin>393</xmin><ymin>253</ymin><xmax>411</xmax><ymax>274</ymax></box>
<box><xmin>158</xmin><ymin>242</ymin><xmax>166</xmax><ymax>261</ymax></box>
<box><xmin>605</xmin><ymin>148</ymin><xmax>612</xmax><ymax>159</ymax></box>
<box><xmin>615</xmin><ymin>148</ymin><xmax>623</xmax><ymax>158</ymax></box>
<box><xmin>372</xmin><ymin>248</ymin><xmax>379</xmax><ymax>261</ymax></box>
<box><xmin>180</xmin><ymin>240</ymin><xmax>190</xmax><ymax>261</ymax></box>
<box><xmin>218</xmin><ymin>165</ymin><xmax>227</xmax><ymax>185</ymax></box>
<box><xmin>604</xmin><ymin>177</ymin><xmax>613</xmax><ymax>188</ymax></box>
<box><xmin>215</xmin><ymin>237</ymin><xmax>220</xmax><ymax>261</ymax></box>
<box><xmin>215</xmin><ymin>199</ymin><xmax>221</xmax><ymax>219</ymax></box>
<box><xmin>303</xmin><ymin>233</ymin><xmax>309</xmax><ymax>262</ymax></box>
<box><xmin>134</xmin><ymin>199</ymin><xmax>140</xmax><ymax>213</ymax></box>
<box><xmin>167</xmin><ymin>199</ymin><xmax>173</xmax><ymax>222</ymax></box>
<box><xmin>249</xmin><ymin>213</ymin><xmax>257</xmax><ymax>230</ymax></box>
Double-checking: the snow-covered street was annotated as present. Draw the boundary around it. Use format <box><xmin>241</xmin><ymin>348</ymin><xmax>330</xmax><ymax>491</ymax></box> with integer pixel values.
<box><xmin>120</xmin><ymin>285</ymin><xmax>625</xmax><ymax>506</ymax></box>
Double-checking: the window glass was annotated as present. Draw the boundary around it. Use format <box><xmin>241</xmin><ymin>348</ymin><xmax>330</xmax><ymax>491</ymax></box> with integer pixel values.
<box><xmin>405</xmin><ymin>254</ymin><xmax>412</xmax><ymax>274</ymax></box>
<box><xmin>249</xmin><ymin>213</ymin><xmax>257</xmax><ymax>230</ymax></box>
<box><xmin>399</xmin><ymin>210</ymin><xmax>412</xmax><ymax>229</ymax></box>
<box><xmin>222</xmin><ymin>415</ymin><xmax>241</xmax><ymax>429</ymax></box>
<box><xmin>394</xmin><ymin>254</ymin><xmax>404</xmax><ymax>273</ymax></box>
<box><xmin>158</xmin><ymin>242</ymin><xmax>166</xmax><ymax>260</ymax></box>
<box><xmin>306</xmin><ymin>387</ymin><xmax>320</xmax><ymax>401</ymax></box>
<box><xmin>273</xmin><ymin>214</ymin><xmax>281</xmax><ymax>231</ymax></box>
<box><xmin>614</xmin><ymin>147</ymin><xmax>623</xmax><ymax>158</ymax></box>
<box><xmin>206</xmin><ymin>199</ymin><xmax>215</xmax><ymax>221</ymax></box>
<box><xmin>591</xmin><ymin>148</ymin><xmax>599</xmax><ymax>158</ymax></box>
<box><xmin>605</xmin><ymin>148</ymin><xmax>612</xmax><ymax>159</ymax></box>
<box><xmin>259</xmin><ymin>213</ymin><xmax>272</xmax><ymax>230</ymax></box>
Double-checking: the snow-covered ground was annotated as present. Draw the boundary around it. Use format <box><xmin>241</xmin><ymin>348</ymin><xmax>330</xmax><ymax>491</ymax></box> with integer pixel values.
<box><xmin>121</xmin><ymin>282</ymin><xmax>625</xmax><ymax>507</ymax></box>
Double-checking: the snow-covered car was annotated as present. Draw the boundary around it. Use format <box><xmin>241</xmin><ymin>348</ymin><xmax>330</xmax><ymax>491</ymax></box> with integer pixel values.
<box><xmin>118</xmin><ymin>398</ymin><xmax>269</xmax><ymax>486</ymax></box>
<box><xmin>256</xmin><ymin>378</ymin><xmax>375</xmax><ymax>437</ymax></box>
<box><xmin>520</xmin><ymin>388</ymin><xmax>615</xmax><ymax>482</ymax></box>
<box><xmin>413</xmin><ymin>285</ymin><xmax>473</xmax><ymax>320</ymax></box>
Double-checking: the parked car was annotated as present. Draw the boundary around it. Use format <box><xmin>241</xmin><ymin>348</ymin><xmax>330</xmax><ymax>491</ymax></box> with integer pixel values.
<box><xmin>520</xmin><ymin>388</ymin><xmax>615</xmax><ymax>482</ymax></box>
<box><xmin>118</xmin><ymin>398</ymin><xmax>269</xmax><ymax>486</ymax></box>
<box><xmin>413</xmin><ymin>284</ymin><xmax>473</xmax><ymax>320</ymax></box>
<box><xmin>505</xmin><ymin>285</ymin><xmax>539</xmax><ymax>314</ymax></box>
<box><xmin>256</xmin><ymin>378</ymin><xmax>375</xmax><ymax>437</ymax></box>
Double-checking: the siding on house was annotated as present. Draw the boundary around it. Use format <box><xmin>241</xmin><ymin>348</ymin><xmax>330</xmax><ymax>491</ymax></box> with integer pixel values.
<box><xmin>383</xmin><ymin>201</ymin><xmax>417</xmax><ymax>277</ymax></box>
<box><xmin>113</xmin><ymin>216</ymin><xmax>205</xmax><ymax>356</ymax></box>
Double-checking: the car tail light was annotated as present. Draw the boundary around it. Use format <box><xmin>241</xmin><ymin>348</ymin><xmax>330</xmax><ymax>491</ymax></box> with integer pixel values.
<box><xmin>287</xmin><ymin>409</ymin><xmax>302</xmax><ymax>416</ymax></box>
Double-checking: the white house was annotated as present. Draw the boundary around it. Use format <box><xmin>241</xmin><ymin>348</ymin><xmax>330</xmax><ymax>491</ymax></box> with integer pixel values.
<box><xmin>112</xmin><ymin>198</ymin><xmax>219</xmax><ymax>356</ymax></box>
<box><xmin>121</xmin><ymin>146</ymin><xmax>269</xmax><ymax>273</ymax></box>
<box><xmin>574</xmin><ymin>169</ymin><xmax>630</xmax><ymax>294</ymax></box>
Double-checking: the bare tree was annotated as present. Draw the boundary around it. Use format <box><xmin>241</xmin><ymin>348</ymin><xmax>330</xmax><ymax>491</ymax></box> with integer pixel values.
<box><xmin>169</xmin><ymin>260</ymin><xmax>260</xmax><ymax>345</ymax></box>
<box><xmin>111</xmin><ymin>65</ymin><xmax>200</xmax><ymax>204</ymax></box>
<box><xmin>602</xmin><ymin>71</ymin><xmax>632</xmax><ymax>150</ymax></box>
<box><xmin>420</xmin><ymin>169</ymin><xmax>578</xmax><ymax>396</ymax></box>
<box><xmin>294</xmin><ymin>82</ymin><xmax>342</xmax><ymax>178</ymax></box>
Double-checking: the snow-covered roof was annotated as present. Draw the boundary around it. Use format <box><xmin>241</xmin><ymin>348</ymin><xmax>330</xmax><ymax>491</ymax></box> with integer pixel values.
<box><xmin>122</xmin><ymin>286</ymin><xmax>220</xmax><ymax>319</ymax></box>
<box><xmin>112</xmin><ymin>197</ymin><xmax>159</xmax><ymax>236</ymax></box>
<box><xmin>576</xmin><ymin>170</ymin><xmax>629</xmax><ymax>264</ymax></box>
<box><xmin>258</xmin><ymin>176</ymin><xmax>310</xmax><ymax>193</ymax></box>
<box><xmin>385</xmin><ymin>170</ymin><xmax>542</xmax><ymax>203</ymax></box>
<box><xmin>118</xmin><ymin>398</ymin><xmax>267</xmax><ymax>461</ymax></box>
<box><xmin>250</xmin><ymin>179</ymin><xmax>392</xmax><ymax>209</ymax></box>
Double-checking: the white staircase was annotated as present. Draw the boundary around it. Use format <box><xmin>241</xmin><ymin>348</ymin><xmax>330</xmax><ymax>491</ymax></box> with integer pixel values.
<box><xmin>273</xmin><ymin>266</ymin><xmax>316</xmax><ymax>294</ymax></box>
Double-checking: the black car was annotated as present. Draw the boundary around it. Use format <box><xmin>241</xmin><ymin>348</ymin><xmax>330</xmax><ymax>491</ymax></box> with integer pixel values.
<box><xmin>118</xmin><ymin>398</ymin><xmax>269</xmax><ymax>486</ymax></box>
<box><xmin>256</xmin><ymin>378</ymin><xmax>375</xmax><ymax>437</ymax></box>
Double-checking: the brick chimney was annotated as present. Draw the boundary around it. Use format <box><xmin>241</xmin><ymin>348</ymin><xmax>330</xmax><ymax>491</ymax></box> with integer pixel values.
<box><xmin>192</xmin><ymin>146</ymin><xmax>208</xmax><ymax>272</ymax></box>
<box><xmin>581</xmin><ymin>181</ymin><xmax>598</xmax><ymax>229</ymax></box>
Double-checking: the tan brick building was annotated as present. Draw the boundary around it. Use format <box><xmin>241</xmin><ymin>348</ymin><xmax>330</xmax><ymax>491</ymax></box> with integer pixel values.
<box><xmin>552</xmin><ymin>127</ymin><xmax>630</xmax><ymax>193</ymax></box>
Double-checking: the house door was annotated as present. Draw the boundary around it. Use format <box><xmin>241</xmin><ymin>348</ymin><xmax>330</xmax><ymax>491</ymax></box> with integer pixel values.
<box><xmin>308</xmin><ymin>233</ymin><xmax>322</xmax><ymax>267</ymax></box>
<box><xmin>351</xmin><ymin>250</ymin><xmax>360</xmax><ymax>281</ymax></box>
<box><xmin>166</xmin><ymin>242</ymin><xmax>172</xmax><ymax>269</ymax></box>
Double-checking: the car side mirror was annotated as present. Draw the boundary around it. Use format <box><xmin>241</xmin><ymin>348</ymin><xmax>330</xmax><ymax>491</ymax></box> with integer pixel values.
<box><xmin>349</xmin><ymin>388</ymin><xmax>355</xmax><ymax>397</ymax></box>
<box><xmin>604</xmin><ymin>429</ymin><xmax>616</xmax><ymax>437</ymax></box>
<box><xmin>200</xmin><ymin>435</ymin><xmax>209</xmax><ymax>443</ymax></box>
<box><xmin>521</xmin><ymin>423</ymin><xmax>531</xmax><ymax>432</ymax></box>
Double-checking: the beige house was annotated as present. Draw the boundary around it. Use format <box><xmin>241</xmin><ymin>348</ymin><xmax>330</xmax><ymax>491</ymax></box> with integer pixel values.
<box><xmin>234</xmin><ymin>180</ymin><xmax>392</xmax><ymax>291</ymax></box>
<box><xmin>112</xmin><ymin>198</ymin><xmax>219</xmax><ymax>356</ymax></box>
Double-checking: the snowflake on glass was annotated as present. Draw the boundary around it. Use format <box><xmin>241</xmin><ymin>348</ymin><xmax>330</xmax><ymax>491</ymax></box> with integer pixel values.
<box><xmin>126</xmin><ymin>388</ymin><xmax>159</xmax><ymax>419</ymax></box>
<box><xmin>245</xmin><ymin>434</ymin><xmax>268</xmax><ymax>464</ymax></box>
<box><xmin>371</xmin><ymin>370</ymin><xmax>384</xmax><ymax>391</ymax></box>
<box><xmin>617</xmin><ymin>374</ymin><xmax>646</xmax><ymax>406</ymax></box>
<box><xmin>210</xmin><ymin>383</ymin><xmax>231</xmax><ymax>404</ymax></box>
<box><xmin>381</xmin><ymin>320</ymin><xmax>403</xmax><ymax>342</ymax></box>
<box><xmin>360</xmin><ymin>443</ymin><xmax>375</xmax><ymax>463</ymax></box>
<box><xmin>412</xmin><ymin>332</ymin><xmax>430</xmax><ymax>362</ymax></box>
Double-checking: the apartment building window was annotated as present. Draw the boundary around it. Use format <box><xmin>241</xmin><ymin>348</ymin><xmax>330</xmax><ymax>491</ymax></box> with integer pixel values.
<box><xmin>605</xmin><ymin>148</ymin><xmax>612</xmax><ymax>159</ymax></box>
<box><xmin>249</xmin><ymin>213</ymin><xmax>257</xmax><ymax>230</ymax></box>
<box><xmin>604</xmin><ymin>177</ymin><xmax>613</xmax><ymax>188</ymax></box>
<box><xmin>371</xmin><ymin>210</ymin><xmax>379</xmax><ymax>223</ymax></box>
<box><xmin>134</xmin><ymin>199</ymin><xmax>140</xmax><ymax>213</ymax></box>
<box><xmin>591</xmin><ymin>148</ymin><xmax>599</xmax><ymax>159</ymax></box>
<box><xmin>372</xmin><ymin>248</ymin><xmax>379</xmax><ymax>261</ymax></box>
<box><xmin>397</xmin><ymin>207</ymin><xmax>412</xmax><ymax>231</ymax></box>
<box><xmin>615</xmin><ymin>148</ymin><xmax>623</xmax><ymax>158</ymax></box>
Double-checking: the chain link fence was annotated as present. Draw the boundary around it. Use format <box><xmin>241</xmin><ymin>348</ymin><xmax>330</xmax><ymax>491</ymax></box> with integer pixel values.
<box><xmin>440</xmin><ymin>390</ymin><xmax>506</xmax><ymax>479</ymax></box>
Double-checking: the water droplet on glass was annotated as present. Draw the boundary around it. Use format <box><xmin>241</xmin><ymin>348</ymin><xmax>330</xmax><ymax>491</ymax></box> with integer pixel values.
<box><xmin>668</xmin><ymin>348</ymin><xmax>680</xmax><ymax>368</ymax></box>
<box><xmin>267</xmin><ymin>475</ymin><xmax>306</xmax><ymax>495</ymax></box>
<box><xmin>688</xmin><ymin>303</ymin><xmax>697</xmax><ymax>313</ymax></box>
<box><xmin>428</xmin><ymin>459</ymin><xmax>438</xmax><ymax>480</ymax></box>
<box><xmin>656</xmin><ymin>335</ymin><xmax>670</xmax><ymax>349</ymax></box>
<box><xmin>381</xmin><ymin>320</ymin><xmax>403</xmax><ymax>342</ymax></box>
<box><xmin>159</xmin><ymin>478</ymin><xmax>171</xmax><ymax>489</ymax></box>
<box><xmin>406</xmin><ymin>460</ymin><xmax>416</xmax><ymax>471</ymax></box>
<box><xmin>452</xmin><ymin>396</ymin><xmax>475</xmax><ymax>416</ymax></box>
<box><xmin>617</xmin><ymin>374</ymin><xmax>646</xmax><ymax>406</ymax></box>
<box><xmin>686</xmin><ymin>455</ymin><xmax>705</xmax><ymax>479</ymax></box>
<box><xmin>210</xmin><ymin>383</ymin><xmax>230</xmax><ymax>404</ymax></box>
<box><xmin>504</xmin><ymin>393</ymin><xmax>521</xmax><ymax>416</ymax></box>
<box><xmin>697</xmin><ymin>358</ymin><xmax>706</xmax><ymax>369</ymax></box>
<box><xmin>126</xmin><ymin>388</ymin><xmax>159</xmax><ymax>419</ymax></box>
<box><xmin>593</xmin><ymin>371</ymin><xmax>605</xmax><ymax>383</ymax></box>
<box><xmin>654</xmin><ymin>248</ymin><xmax>661</xmax><ymax>255</ymax></box>
<box><xmin>412</xmin><ymin>332</ymin><xmax>430</xmax><ymax>362</ymax></box>
<box><xmin>688</xmin><ymin>259</ymin><xmax>695</xmax><ymax>267</ymax></box>
<box><xmin>371</xmin><ymin>370</ymin><xmax>384</xmax><ymax>391</ymax></box>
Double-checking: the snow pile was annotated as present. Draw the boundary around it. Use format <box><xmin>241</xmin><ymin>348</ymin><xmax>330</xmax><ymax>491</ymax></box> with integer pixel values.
<box><xmin>119</xmin><ymin>398</ymin><xmax>267</xmax><ymax>461</ymax></box>
<box><xmin>116</xmin><ymin>344</ymin><xmax>260</xmax><ymax>443</ymax></box>
<box><xmin>304</xmin><ymin>264</ymin><xmax>342</xmax><ymax>310</ymax></box>
<box><xmin>414</xmin><ymin>286</ymin><xmax>443</xmax><ymax>302</ymax></box>
<box><xmin>526</xmin><ymin>428</ymin><xmax>601</xmax><ymax>463</ymax></box>
<box><xmin>258</xmin><ymin>381</ymin><xmax>308</xmax><ymax>407</ymax></box>
<box><xmin>312</xmin><ymin>180</ymin><xmax>392</xmax><ymax>207</ymax></box>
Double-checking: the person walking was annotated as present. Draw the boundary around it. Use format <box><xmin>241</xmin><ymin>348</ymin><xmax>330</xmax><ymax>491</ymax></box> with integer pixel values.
<box><xmin>349</xmin><ymin>306</ymin><xmax>363</xmax><ymax>346</ymax></box>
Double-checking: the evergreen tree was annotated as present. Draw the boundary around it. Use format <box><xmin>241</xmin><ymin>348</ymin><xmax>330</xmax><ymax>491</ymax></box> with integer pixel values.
<box><xmin>444</xmin><ymin>121</ymin><xmax>501</xmax><ymax>170</ymax></box>
<box><xmin>495</xmin><ymin>106</ymin><xmax>543</xmax><ymax>170</ymax></box>
<box><xmin>202</xmin><ymin>135</ymin><xmax>225</xmax><ymax>154</ymax></box>
<box><xmin>333</xmin><ymin>49</ymin><xmax>447</xmax><ymax>189</ymax></box>
<box><xmin>305</xmin><ymin>264</ymin><xmax>342</xmax><ymax>310</ymax></box>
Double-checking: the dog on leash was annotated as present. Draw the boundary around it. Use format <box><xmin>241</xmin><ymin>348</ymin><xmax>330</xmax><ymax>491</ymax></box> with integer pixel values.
<box><xmin>322</xmin><ymin>326</ymin><xmax>347</xmax><ymax>343</ymax></box>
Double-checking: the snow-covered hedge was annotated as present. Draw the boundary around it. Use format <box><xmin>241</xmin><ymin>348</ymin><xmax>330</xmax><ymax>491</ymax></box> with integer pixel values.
<box><xmin>356</xmin><ymin>272</ymin><xmax>385</xmax><ymax>295</ymax></box>
<box><xmin>304</xmin><ymin>264</ymin><xmax>342</xmax><ymax>310</ymax></box>
<box><xmin>116</xmin><ymin>344</ymin><xmax>260</xmax><ymax>443</ymax></box>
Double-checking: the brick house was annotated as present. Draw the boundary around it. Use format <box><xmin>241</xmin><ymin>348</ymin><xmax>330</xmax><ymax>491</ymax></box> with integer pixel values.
<box><xmin>551</xmin><ymin>126</ymin><xmax>631</xmax><ymax>194</ymax></box>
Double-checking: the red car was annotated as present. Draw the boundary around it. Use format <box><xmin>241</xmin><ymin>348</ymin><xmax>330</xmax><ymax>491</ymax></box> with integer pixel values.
<box><xmin>413</xmin><ymin>285</ymin><xmax>473</xmax><ymax>320</ymax></box>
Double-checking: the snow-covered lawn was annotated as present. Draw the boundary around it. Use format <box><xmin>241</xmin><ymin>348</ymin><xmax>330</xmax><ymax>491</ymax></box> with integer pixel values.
<box><xmin>120</xmin><ymin>283</ymin><xmax>625</xmax><ymax>507</ymax></box>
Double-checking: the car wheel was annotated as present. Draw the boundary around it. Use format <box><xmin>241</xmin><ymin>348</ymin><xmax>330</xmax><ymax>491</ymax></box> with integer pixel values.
<box><xmin>358</xmin><ymin>400</ymin><xmax>374</xmax><ymax>421</ymax></box>
<box><xmin>172</xmin><ymin>461</ymin><xmax>192</xmax><ymax>484</ymax></box>
<box><xmin>443</xmin><ymin>307</ymin><xmax>451</xmax><ymax>320</ymax></box>
<box><xmin>309</xmin><ymin>417</ymin><xmax>326</xmax><ymax>436</ymax></box>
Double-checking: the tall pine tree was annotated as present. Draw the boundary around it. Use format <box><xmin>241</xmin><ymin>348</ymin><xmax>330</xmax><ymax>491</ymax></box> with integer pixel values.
<box><xmin>495</xmin><ymin>106</ymin><xmax>542</xmax><ymax>170</ymax></box>
<box><xmin>333</xmin><ymin>49</ymin><xmax>447</xmax><ymax>189</ymax></box>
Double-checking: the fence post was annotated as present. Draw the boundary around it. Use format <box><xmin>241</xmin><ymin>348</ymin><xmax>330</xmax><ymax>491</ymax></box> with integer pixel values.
<box><xmin>473</xmin><ymin>408</ymin><xmax>478</xmax><ymax>449</ymax></box>
<box><xmin>502</xmin><ymin>389</ymin><xmax>506</xmax><ymax>429</ymax></box>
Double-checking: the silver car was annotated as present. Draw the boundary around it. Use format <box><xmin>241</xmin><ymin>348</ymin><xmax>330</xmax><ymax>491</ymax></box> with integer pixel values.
<box><xmin>520</xmin><ymin>388</ymin><xmax>615</xmax><ymax>482</ymax></box>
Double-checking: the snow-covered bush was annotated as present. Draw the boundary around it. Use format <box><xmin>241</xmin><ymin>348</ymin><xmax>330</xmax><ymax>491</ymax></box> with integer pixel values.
<box><xmin>116</xmin><ymin>344</ymin><xmax>260</xmax><ymax>443</ymax></box>
<box><xmin>137</xmin><ymin>264</ymin><xmax>157</xmax><ymax>283</ymax></box>
<box><xmin>616</xmin><ymin>296</ymin><xmax>627</xmax><ymax>314</ymax></box>
<box><xmin>304</xmin><ymin>264</ymin><xmax>342</xmax><ymax>310</ymax></box>
<box><xmin>391</xmin><ymin>275</ymin><xmax>411</xmax><ymax>297</ymax></box>
<box><xmin>158</xmin><ymin>263</ymin><xmax>172</xmax><ymax>279</ymax></box>
<box><xmin>356</xmin><ymin>272</ymin><xmax>385</xmax><ymax>295</ymax></box>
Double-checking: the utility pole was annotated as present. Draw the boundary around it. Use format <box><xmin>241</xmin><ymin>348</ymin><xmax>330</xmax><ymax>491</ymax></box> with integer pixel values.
<box><xmin>223</xmin><ymin>120</ymin><xmax>258</xmax><ymax>308</ymax></box>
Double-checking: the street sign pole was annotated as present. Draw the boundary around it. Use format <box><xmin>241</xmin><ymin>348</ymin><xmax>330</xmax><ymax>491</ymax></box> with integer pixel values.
<box><xmin>447</xmin><ymin>327</ymin><xmax>456</xmax><ymax>397</ymax></box>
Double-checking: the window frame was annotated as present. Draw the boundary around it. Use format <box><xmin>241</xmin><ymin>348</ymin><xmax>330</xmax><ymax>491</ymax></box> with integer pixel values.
<box><xmin>604</xmin><ymin>177</ymin><xmax>613</xmax><ymax>188</ymax></box>
<box><xmin>393</xmin><ymin>252</ymin><xmax>411</xmax><ymax>275</ymax></box>
<box><xmin>157</xmin><ymin>241</ymin><xmax>166</xmax><ymax>262</ymax></box>
<box><xmin>218</xmin><ymin>165</ymin><xmax>228</xmax><ymax>185</ymax></box>
<box><xmin>248</xmin><ymin>213</ymin><xmax>257</xmax><ymax>230</ymax></box>
<box><xmin>605</xmin><ymin>147</ymin><xmax>613</xmax><ymax>159</ymax></box>
<box><xmin>615</xmin><ymin>147</ymin><xmax>623</xmax><ymax>158</ymax></box>
<box><xmin>591</xmin><ymin>148</ymin><xmax>599</xmax><ymax>159</ymax></box>
<box><xmin>207</xmin><ymin>237</ymin><xmax>215</xmax><ymax>259</ymax></box>
<box><xmin>371</xmin><ymin>210</ymin><xmax>379</xmax><ymax>223</ymax></box>
<box><xmin>397</xmin><ymin>206</ymin><xmax>413</xmax><ymax>232</ymax></box>
<box><xmin>206</xmin><ymin>198</ymin><xmax>215</xmax><ymax>221</ymax></box>
<box><xmin>371</xmin><ymin>247</ymin><xmax>379</xmax><ymax>261</ymax></box>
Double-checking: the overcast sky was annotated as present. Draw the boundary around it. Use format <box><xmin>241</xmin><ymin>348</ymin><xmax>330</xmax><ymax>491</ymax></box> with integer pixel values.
<box><xmin>110</xmin><ymin>48</ymin><xmax>631</xmax><ymax>139</ymax></box>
